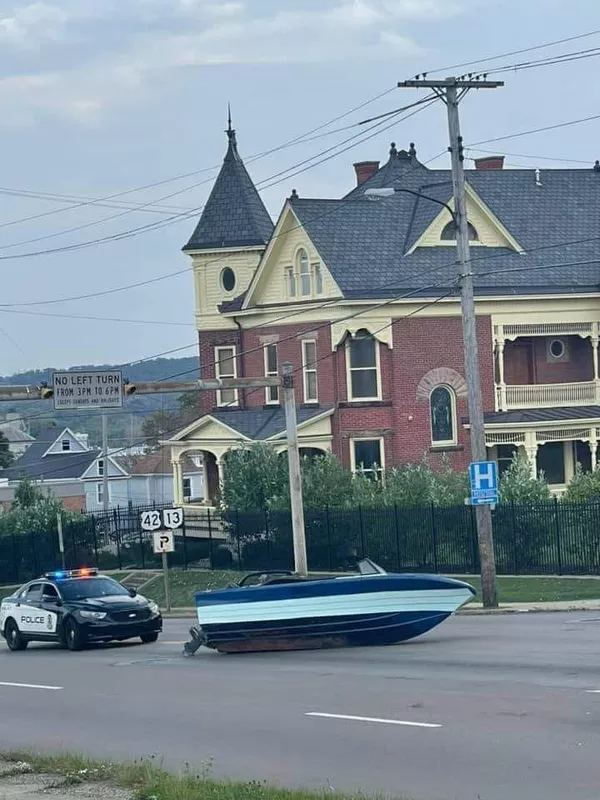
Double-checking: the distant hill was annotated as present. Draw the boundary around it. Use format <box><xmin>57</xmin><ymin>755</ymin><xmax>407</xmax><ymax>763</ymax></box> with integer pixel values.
<box><xmin>0</xmin><ymin>357</ymin><xmax>199</xmax><ymax>447</ymax></box>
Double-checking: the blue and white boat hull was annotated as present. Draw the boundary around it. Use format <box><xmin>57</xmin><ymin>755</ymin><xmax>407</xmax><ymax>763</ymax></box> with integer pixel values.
<box><xmin>189</xmin><ymin>564</ymin><xmax>475</xmax><ymax>653</ymax></box>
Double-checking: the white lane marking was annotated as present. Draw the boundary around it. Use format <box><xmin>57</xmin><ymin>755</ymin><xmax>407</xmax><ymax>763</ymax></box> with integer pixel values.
<box><xmin>586</xmin><ymin>690</ymin><xmax>600</xmax><ymax>693</ymax></box>
<box><xmin>0</xmin><ymin>681</ymin><xmax>63</xmax><ymax>691</ymax></box>
<box><xmin>305</xmin><ymin>712</ymin><xmax>441</xmax><ymax>728</ymax></box>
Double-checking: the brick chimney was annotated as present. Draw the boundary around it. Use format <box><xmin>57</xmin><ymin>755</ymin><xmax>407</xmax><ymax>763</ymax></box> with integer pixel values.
<box><xmin>353</xmin><ymin>161</ymin><xmax>380</xmax><ymax>185</ymax></box>
<box><xmin>474</xmin><ymin>155</ymin><xmax>504</xmax><ymax>171</ymax></box>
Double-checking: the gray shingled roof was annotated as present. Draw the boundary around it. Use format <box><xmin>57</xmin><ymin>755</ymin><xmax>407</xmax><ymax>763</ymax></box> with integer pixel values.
<box><xmin>210</xmin><ymin>406</ymin><xmax>332</xmax><ymax>440</ymax></box>
<box><xmin>183</xmin><ymin>126</ymin><xmax>274</xmax><ymax>252</ymax></box>
<box><xmin>478</xmin><ymin>406</ymin><xmax>600</xmax><ymax>426</ymax></box>
<box><xmin>0</xmin><ymin>426</ymin><xmax>97</xmax><ymax>481</ymax></box>
<box><xmin>286</xmin><ymin>147</ymin><xmax>600</xmax><ymax>300</ymax></box>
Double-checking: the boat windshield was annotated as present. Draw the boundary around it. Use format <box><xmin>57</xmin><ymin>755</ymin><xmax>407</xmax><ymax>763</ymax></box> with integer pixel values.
<box><xmin>357</xmin><ymin>559</ymin><xmax>387</xmax><ymax>576</ymax></box>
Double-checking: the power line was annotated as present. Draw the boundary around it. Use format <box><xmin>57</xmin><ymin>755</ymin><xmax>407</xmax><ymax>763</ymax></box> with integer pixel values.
<box><xmin>481</xmin><ymin>46</ymin><xmax>600</xmax><ymax>76</ymax></box>
<box><xmin>465</xmin><ymin>148</ymin><xmax>592</xmax><ymax>166</ymax></box>
<box><xmin>467</xmin><ymin>113</ymin><xmax>600</xmax><ymax>148</ymax></box>
<box><xmin>422</xmin><ymin>28</ymin><xmax>600</xmax><ymax>75</ymax></box>
<box><xmin>0</xmin><ymin>308</ymin><xmax>194</xmax><ymax>327</ymax></box>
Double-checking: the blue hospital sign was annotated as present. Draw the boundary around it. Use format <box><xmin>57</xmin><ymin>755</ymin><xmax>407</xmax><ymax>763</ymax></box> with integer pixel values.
<box><xmin>468</xmin><ymin>461</ymin><xmax>499</xmax><ymax>505</ymax></box>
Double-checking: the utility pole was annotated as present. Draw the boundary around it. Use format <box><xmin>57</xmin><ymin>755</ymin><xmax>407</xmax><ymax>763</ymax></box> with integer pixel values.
<box><xmin>398</xmin><ymin>76</ymin><xmax>503</xmax><ymax>608</ymax></box>
<box><xmin>101</xmin><ymin>412</ymin><xmax>109</xmax><ymax>512</ymax></box>
<box><xmin>281</xmin><ymin>362</ymin><xmax>308</xmax><ymax>576</ymax></box>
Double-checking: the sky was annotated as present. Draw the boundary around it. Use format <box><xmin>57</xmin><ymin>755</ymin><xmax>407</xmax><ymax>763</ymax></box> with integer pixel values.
<box><xmin>0</xmin><ymin>0</ymin><xmax>598</xmax><ymax>375</ymax></box>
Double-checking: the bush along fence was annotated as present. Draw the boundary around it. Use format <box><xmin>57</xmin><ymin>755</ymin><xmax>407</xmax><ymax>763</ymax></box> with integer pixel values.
<box><xmin>2</xmin><ymin>499</ymin><xmax>600</xmax><ymax>584</ymax></box>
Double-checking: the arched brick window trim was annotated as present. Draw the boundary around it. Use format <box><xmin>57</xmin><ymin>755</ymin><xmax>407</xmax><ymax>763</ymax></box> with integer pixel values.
<box><xmin>416</xmin><ymin>368</ymin><xmax>467</xmax><ymax>402</ymax></box>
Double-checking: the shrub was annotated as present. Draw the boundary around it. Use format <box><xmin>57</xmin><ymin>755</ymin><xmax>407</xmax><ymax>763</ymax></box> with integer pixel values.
<box><xmin>211</xmin><ymin>546</ymin><xmax>233</xmax><ymax>569</ymax></box>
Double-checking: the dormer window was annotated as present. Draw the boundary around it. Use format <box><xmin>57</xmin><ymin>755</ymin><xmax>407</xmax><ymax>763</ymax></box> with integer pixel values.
<box><xmin>286</xmin><ymin>248</ymin><xmax>324</xmax><ymax>299</ymax></box>
<box><xmin>441</xmin><ymin>220</ymin><xmax>478</xmax><ymax>242</ymax></box>
<box><xmin>61</xmin><ymin>439</ymin><xmax>71</xmax><ymax>452</ymax></box>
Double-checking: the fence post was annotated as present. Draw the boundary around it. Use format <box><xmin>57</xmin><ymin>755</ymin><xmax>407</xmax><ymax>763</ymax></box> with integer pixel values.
<box><xmin>358</xmin><ymin>505</ymin><xmax>366</xmax><ymax>559</ymax></box>
<box><xmin>236</xmin><ymin>509</ymin><xmax>242</xmax><ymax>568</ymax></box>
<box><xmin>138</xmin><ymin>521</ymin><xmax>146</xmax><ymax>570</ymax></box>
<box><xmin>91</xmin><ymin>516</ymin><xmax>99</xmax><ymax>569</ymax></box>
<box><xmin>429</xmin><ymin>504</ymin><xmax>439</xmax><ymax>573</ymax></box>
<box><xmin>325</xmin><ymin>507</ymin><xmax>333</xmax><ymax>572</ymax></box>
<box><xmin>11</xmin><ymin>529</ymin><xmax>19</xmax><ymax>583</ymax></box>
<box><xmin>207</xmin><ymin>508</ymin><xmax>213</xmax><ymax>569</ymax></box>
<box><xmin>70</xmin><ymin>523</ymin><xmax>77</xmax><ymax>570</ymax></box>
<box><xmin>470</xmin><ymin>505</ymin><xmax>479</xmax><ymax>573</ymax></box>
<box><xmin>182</xmin><ymin>515</ymin><xmax>188</xmax><ymax>570</ymax></box>
<box><xmin>510</xmin><ymin>501</ymin><xmax>519</xmax><ymax>574</ymax></box>
<box><xmin>30</xmin><ymin>529</ymin><xmax>38</xmax><ymax>576</ymax></box>
<box><xmin>554</xmin><ymin>495</ymin><xmax>563</xmax><ymax>575</ymax></box>
<box><xmin>394</xmin><ymin>504</ymin><xmax>402</xmax><ymax>571</ymax></box>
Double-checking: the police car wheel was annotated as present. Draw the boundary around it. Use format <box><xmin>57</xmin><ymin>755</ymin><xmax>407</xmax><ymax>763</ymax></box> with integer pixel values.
<box><xmin>5</xmin><ymin>619</ymin><xmax>28</xmax><ymax>651</ymax></box>
<box><xmin>140</xmin><ymin>632</ymin><xmax>159</xmax><ymax>644</ymax></box>
<box><xmin>64</xmin><ymin>618</ymin><xmax>84</xmax><ymax>652</ymax></box>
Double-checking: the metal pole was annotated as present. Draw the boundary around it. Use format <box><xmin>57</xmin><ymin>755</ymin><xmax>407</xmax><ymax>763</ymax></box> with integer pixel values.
<box><xmin>445</xmin><ymin>81</ymin><xmax>498</xmax><ymax>608</ymax></box>
<box><xmin>102</xmin><ymin>413</ymin><xmax>109</xmax><ymax>512</ymax></box>
<box><xmin>281</xmin><ymin>361</ymin><xmax>308</xmax><ymax>576</ymax></box>
<box><xmin>162</xmin><ymin>551</ymin><xmax>171</xmax><ymax>612</ymax></box>
<box><xmin>56</xmin><ymin>511</ymin><xmax>66</xmax><ymax>570</ymax></box>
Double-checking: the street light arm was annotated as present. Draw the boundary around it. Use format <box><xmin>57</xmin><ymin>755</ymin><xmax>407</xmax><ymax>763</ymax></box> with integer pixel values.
<box><xmin>363</xmin><ymin>187</ymin><xmax>456</xmax><ymax>222</ymax></box>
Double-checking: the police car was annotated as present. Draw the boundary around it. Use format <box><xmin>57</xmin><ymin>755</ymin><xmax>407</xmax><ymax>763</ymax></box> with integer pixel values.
<box><xmin>0</xmin><ymin>568</ymin><xmax>162</xmax><ymax>652</ymax></box>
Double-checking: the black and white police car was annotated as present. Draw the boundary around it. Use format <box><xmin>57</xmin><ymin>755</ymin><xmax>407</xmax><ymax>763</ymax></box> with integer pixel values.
<box><xmin>0</xmin><ymin>568</ymin><xmax>162</xmax><ymax>652</ymax></box>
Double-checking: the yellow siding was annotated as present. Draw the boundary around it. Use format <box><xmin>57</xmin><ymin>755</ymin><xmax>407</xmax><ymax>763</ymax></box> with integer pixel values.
<box><xmin>246</xmin><ymin>207</ymin><xmax>342</xmax><ymax>307</ymax></box>
<box><xmin>191</xmin><ymin>248</ymin><xmax>264</xmax><ymax>331</ymax></box>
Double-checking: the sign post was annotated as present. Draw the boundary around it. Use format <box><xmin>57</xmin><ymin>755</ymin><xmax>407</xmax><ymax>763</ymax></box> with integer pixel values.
<box><xmin>141</xmin><ymin>509</ymin><xmax>182</xmax><ymax>614</ymax></box>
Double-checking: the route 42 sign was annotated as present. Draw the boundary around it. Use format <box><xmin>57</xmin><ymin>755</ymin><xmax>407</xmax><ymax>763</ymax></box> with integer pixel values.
<box><xmin>140</xmin><ymin>508</ymin><xmax>184</xmax><ymax>532</ymax></box>
<box><xmin>153</xmin><ymin>530</ymin><xmax>175</xmax><ymax>554</ymax></box>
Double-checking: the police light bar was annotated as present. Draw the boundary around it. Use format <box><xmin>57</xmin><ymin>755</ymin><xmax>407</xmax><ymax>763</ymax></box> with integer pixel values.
<box><xmin>44</xmin><ymin>568</ymin><xmax>98</xmax><ymax>580</ymax></box>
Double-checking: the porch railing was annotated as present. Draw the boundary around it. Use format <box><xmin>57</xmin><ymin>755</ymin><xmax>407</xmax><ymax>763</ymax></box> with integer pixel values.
<box><xmin>497</xmin><ymin>380</ymin><xmax>600</xmax><ymax>411</ymax></box>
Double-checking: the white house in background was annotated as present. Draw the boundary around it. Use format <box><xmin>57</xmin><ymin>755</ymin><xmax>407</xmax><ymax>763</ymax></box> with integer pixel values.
<box><xmin>82</xmin><ymin>449</ymin><xmax>204</xmax><ymax>512</ymax></box>
<box><xmin>0</xmin><ymin>414</ymin><xmax>34</xmax><ymax>457</ymax></box>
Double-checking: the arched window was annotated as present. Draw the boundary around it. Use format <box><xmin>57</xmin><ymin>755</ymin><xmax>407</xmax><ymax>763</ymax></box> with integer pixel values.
<box><xmin>430</xmin><ymin>386</ymin><xmax>456</xmax><ymax>445</ymax></box>
<box><xmin>347</xmin><ymin>329</ymin><xmax>380</xmax><ymax>400</ymax></box>
<box><xmin>297</xmin><ymin>248</ymin><xmax>311</xmax><ymax>296</ymax></box>
<box><xmin>440</xmin><ymin>220</ymin><xmax>478</xmax><ymax>242</ymax></box>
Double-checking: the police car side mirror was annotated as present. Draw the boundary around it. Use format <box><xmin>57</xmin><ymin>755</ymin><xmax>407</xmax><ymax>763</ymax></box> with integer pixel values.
<box><xmin>42</xmin><ymin>595</ymin><xmax>62</xmax><ymax>606</ymax></box>
<box><xmin>127</xmin><ymin>587</ymin><xmax>137</xmax><ymax>598</ymax></box>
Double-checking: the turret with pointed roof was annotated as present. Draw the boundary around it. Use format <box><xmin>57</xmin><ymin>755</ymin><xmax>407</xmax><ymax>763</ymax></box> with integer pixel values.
<box><xmin>183</xmin><ymin>113</ymin><xmax>274</xmax><ymax>252</ymax></box>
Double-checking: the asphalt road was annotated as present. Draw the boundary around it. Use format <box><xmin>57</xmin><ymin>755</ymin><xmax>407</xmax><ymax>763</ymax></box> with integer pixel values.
<box><xmin>0</xmin><ymin>613</ymin><xmax>599</xmax><ymax>800</ymax></box>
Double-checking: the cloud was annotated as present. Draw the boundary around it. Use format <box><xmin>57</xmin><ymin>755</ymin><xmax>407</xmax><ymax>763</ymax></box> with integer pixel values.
<box><xmin>0</xmin><ymin>0</ymin><xmax>465</xmax><ymax>123</ymax></box>
<box><xmin>0</xmin><ymin>2</ymin><xmax>68</xmax><ymax>46</ymax></box>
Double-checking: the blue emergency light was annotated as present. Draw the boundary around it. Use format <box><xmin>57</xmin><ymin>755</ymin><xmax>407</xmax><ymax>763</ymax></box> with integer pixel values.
<box><xmin>44</xmin><ymin>568</ymin><xmax>98</xmax><ymax>580</ymax></box>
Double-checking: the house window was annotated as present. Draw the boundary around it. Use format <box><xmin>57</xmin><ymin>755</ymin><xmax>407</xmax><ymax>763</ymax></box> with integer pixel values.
<box><xmin>286</xmin><ymin>267</ymin><xmax>297</xmax><ymax>298</ymax></box>
<box><xmin>430</xmin><ymin>386</ymin><xmax>456</xmax><ymax>445</ymax></box>
<box><xmin>314</xmin><ymin>264</ymin><xmax>323</xmax><ymax>294</ymax></box>
<box><xmin>215</xmin><ymin>346</ymin><xmax>238</xmax><ymax>407</ymax></box>
<box><xmin>96</xmin><ymin>483</ymin><xmax>109</xmax><ymax>505</ymax></box>
<box><xmin>496</xmin><ymin>444</ymin><xmax>517</xmax><ymax>476</ymax></box>
<box><xmin>61</xmin><ymin>439</ymin><xmax>71</xmax><ymax>452</ymax></box>
<box><xmin>351</xmin><ymin>438</ymin><xmax>384</xmax><ymax>481</ymax></box>
<box><xmin>298</xmin><ymin>249</ymin><xmax>311</xmax><ymax>296</ymax></box>
<box><xmin>347</xmin><ymin>329</ymin><xmax>380</xmax><ymax>400</ymax></box>
<box><xmin>183</xmin><ymin>477</ymin><xmax>192</xmax><ymax>501</ymax></box>
<box><xmin>264</xmin><ymin>343</ymin><xmax>279</xmax><ymax>404</ymax></box>
<box><xmin>536</xmin><ymin>442</ymin><xmax>565</xmax><ymax>484</ymax></box>
<box><xmin>302</xmin><ymin>340</ymin><xmax>318</xmax><ymax>403</ymax></box>
<box><xmin>220</xmin><ymin>267</ymin><xmax>236</xmax><ymax>293</ymax></box>
<box><xmin>440</xmin><ymin>220</ymin><xmax>478</xmax><ymax>241</ymax></box>
<box><xmin>547</xmin><ymin>338</ymin><xmax>569</xmax><ymax>362</ymax></box>
<box><xmin>98</xmin><ymin>459</ymin><xmax>105</xmax><ymax>477</ymax></box>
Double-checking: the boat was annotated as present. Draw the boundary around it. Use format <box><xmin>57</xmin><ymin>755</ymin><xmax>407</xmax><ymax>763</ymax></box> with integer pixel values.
<box><xmin>183</xmin><ymin>559</ymin><xmax>475</xmax><ymax>655</ymax></box>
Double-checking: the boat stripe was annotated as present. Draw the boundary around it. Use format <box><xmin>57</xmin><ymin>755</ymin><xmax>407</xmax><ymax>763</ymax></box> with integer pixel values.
<box><xmin>197</xmin><ymin>588</ymin><xmax>471</xmax><ymax>625</ymax></box>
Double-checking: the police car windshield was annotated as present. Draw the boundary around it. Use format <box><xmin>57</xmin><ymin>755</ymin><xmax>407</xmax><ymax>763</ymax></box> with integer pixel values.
<box><xmin>59</xmin><ymin>577</ymin><xmax>129</xmax><ymax>600</ymax></box>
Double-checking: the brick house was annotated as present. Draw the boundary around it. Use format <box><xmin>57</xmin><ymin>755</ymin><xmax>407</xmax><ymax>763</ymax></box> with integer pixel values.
<box><xmin>167</xmin><ymin>120</ymin><xmax>600</xmax><ymax>502</ymax></box>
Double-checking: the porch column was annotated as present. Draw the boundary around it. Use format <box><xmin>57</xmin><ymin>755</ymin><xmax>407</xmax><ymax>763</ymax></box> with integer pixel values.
<box><xmin>172</xmin><ymin>458</ymin><xmax>184</xmax><ymax>505</ymax></box>
<box><xmin>497</xmin><ymin>340</ymin><xmax>507</xmax><ymax>411</ymax></box>
<box><xmin>563</xmin><ymin>442</ymin><xmax>575</xmax><ymax>484</ymax></box>
<box><xmin>592</xmin><ymin>323</ymin><xmax>600</xmax><ymax>401</ymax></box>
<box><xmin>591</xmin><ymin>433</ymin><xmax>598</xmax><ymax>470</ymax></box>
<box><xmin>524</xmin><ymin>431</ymin><xmax>538</xmax><ymax>479</ymax></box>
<box><xmin>216</xmin><ymin>458</ymin><xmax>225</xmax><ymax>494</ymax></box>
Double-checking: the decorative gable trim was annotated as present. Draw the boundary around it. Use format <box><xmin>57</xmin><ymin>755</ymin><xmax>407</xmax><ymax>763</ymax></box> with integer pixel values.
<box><xmin>41</xmin><ymin>428</ymin><xmax>87</xmax><ymax>458</ymax></box>
<box><xmin>242</xmin><ymin>203</ymin><xmax>343</xmax><ymax>311</ymax></box>
<box><xmin>265</xmin><ymin>407</ymin><xmax>335</xmax><ymax>441</ymax></box>
<box><xmin>406</xmin><ymin>184</ymin><xmax>524</xmax><ymax>255</ymax></box>
<box><xmin>331</xmin><ymin>318</ymin><xmax>393</xmax><ymax>350</ymax></box>
<box><xmin>164</xmin><ymin>414</ymin><xmax>252</xmax><ymax>444</ymax></box>
<box><xmin>80</xmin><ymin>455</ymin><xmax>129</xmax><ymax>481</ymax></box>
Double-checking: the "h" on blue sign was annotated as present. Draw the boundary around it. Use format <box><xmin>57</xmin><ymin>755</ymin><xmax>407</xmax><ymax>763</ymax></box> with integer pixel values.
<box><xmin>469</xmin><ymin>461</ymin><xmax>499</xmax><ymax>505</ymax></box>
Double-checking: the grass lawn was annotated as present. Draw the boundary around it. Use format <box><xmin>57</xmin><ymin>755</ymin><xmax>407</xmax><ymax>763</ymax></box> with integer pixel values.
<box><xmin>1</xmin><ymin>751</ymin><xmax>396</xmax><ymax>800</ymax></box>
<box><xmin>139</xmin><ymin>568</ymin><xmax>600</xmax><ymax>608</ymax></box>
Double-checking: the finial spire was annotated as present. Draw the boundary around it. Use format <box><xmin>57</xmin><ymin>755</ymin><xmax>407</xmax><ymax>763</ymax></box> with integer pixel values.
<box><xmin>227</xmin><ymin>102</ymin><xmax>233</xmax><ymax>135</ymax></box>
<box><xmin>224</xmin><ymin>103</ymin><xmax>239</xmax><ymax>159</ymax></box>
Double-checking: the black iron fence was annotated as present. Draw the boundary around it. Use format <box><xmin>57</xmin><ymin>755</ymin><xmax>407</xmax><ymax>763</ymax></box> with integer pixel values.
<box><xmin>2</xmin><ymin>499</ymin><xmax>600</xmax><ymax>585</ymax></box>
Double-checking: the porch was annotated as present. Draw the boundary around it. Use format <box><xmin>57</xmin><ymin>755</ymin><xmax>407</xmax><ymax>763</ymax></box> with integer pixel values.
<box><xmin>494</xmin><ymin>322</ymin><xmax>600</xmax><ymax>411</ymax></box>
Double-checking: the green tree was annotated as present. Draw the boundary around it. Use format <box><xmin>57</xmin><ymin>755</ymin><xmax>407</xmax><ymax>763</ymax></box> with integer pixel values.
<box><xmin>498</xmin><ymin>453</ymin><xmax>551</xmax><ymax>503</ymax></box>
<box><xmin>0</xmin><ymin>475</ymin><xmax>66</xmax><ymax>540</ymax></box>
<box><xmin>222</xmin><ymin>444</ymin><xmax>289</xmax><ymax>512</ymax></box>
<box><xmin>563</xmin><ymin>463</ymin><xmax>600</xmax><ymax>502</ymax></box>
<box><xmin>0</xmin><ymin>431</ymin><xmax>13</xmax><ymax>468</ymax></box>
